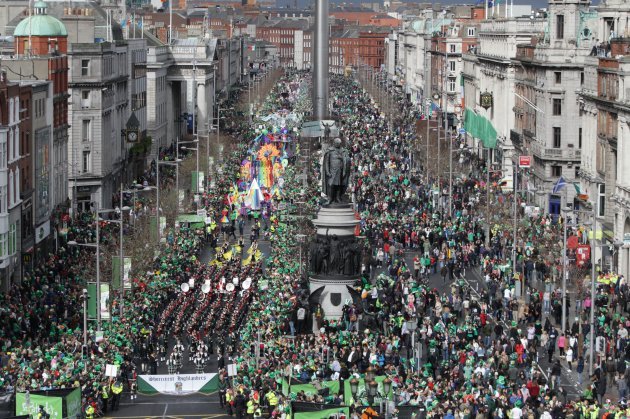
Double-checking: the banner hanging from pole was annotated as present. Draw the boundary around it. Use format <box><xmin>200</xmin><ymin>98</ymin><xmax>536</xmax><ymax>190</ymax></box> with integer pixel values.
<box><xmin>112</xmin><ymin>257</ymin><xmax>132</xmax><ymax>290</ymax></box>
<box><xmin>100</xmin><ymin>283</ymin><xmax>110</xmax><ymax>320</ymax></box>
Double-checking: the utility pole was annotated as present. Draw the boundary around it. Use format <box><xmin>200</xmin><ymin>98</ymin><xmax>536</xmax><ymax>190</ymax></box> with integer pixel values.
<box><xmin>588</xmin><ymin>200</ymin><xmax>598</xmax><ymax>375</ymax></box>
<box><xmin>95</xmin><ymin>201</ymin><xmax>101</xmax><ymax>331</ymax></box>
<box><xmin>512</xmin><ymin>162</ymin><xmax>519</xmax><ymax>297</ymax></box>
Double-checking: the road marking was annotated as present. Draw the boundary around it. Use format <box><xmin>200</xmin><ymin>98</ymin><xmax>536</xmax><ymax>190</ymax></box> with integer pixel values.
<box><xmin>162</xmin><ymin>403</ymin><xmax>168</xmax><ymax>418</ymax></box>
<box><xmin>121</xmin><ymin>401</ymin><xmax>221</xmax><ymax>406</ymax></box>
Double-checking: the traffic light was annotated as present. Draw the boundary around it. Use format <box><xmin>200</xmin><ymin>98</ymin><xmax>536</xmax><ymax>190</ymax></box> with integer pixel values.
<box><xmin>82</xmin><ymin>345</ymin><xmax>88</xmax><ymax>359</ymax></box>
<box><xmin>596</xmin><ymin>336</ymin><xmax>606</xmax><ymax>354</ymax></box>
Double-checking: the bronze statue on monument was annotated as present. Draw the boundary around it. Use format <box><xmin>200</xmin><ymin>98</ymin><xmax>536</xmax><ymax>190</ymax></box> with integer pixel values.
<box><xmin>322</xmin><ymin>138</ymin><xmax>351</xmax><ymax>205</ymax></box>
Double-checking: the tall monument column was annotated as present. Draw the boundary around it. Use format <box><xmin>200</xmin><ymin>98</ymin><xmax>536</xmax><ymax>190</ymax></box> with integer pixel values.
<box><xmin>308</xmin><ymin>139</ymin><xmax>361</xmax><ymax>321</ymax></box>
<box><xmin>312</xmin><ymin>0</ymin><xmax>329</xmax><ymax>120</ymax></box>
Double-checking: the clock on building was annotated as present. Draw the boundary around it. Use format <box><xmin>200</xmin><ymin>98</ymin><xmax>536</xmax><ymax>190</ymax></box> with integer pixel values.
<box><xmin>480</xmin><ymin>91</ymin><xmax>493</xmax><ymax>110</ymax></box>
<box><xmin>126</xmin><ymin>130</ymin><xmax>138</xmax><ymax>142</ymax></box>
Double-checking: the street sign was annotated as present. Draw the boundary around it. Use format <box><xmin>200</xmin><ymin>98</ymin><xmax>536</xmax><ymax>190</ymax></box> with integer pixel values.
<box><xmin>227</xmin><ymin>364</ymin><xmax>238</xmax><ymax>377</ymax></box>
<box><xmin>518</xmin><ymin>155</ymin><xmax>532</xmax><ymax>168</ymax></box>
<box><xmin>458</xmin><ymin>128</ymin><xmax>466</xmax><ymax>134</ymax></box>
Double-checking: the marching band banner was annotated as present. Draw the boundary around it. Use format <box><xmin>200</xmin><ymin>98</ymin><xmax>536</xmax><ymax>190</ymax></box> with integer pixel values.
<box><xmin>137</xmin><ymin>373</ymin><xmax>219</xmax><ymax>395</ymax></box>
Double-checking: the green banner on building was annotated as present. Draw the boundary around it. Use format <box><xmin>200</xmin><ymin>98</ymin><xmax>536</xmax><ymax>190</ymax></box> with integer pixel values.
<box><xmin>464</xmin><ymin>107</ymin><xmax>497</xmax><ymax>149</ymax></box>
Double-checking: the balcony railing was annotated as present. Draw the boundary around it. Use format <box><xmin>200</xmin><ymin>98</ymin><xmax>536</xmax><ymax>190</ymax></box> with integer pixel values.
<box><xmin>531</xmin><ymin>141</ymin><xmax>581</xmax><ymax>161</ymax></box>
<box><xmin>480</xmin><ymin>19</ymin><xmax>544</xmax><ymax>34</ymax></box>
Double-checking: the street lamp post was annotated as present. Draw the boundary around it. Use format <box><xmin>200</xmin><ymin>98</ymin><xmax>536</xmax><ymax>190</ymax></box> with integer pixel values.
<box><xmin>82</xmin><ymin>288</ymin><xmax>88</xmax><ymax>348</ymax></box>
<box><xmin>512</xmin><ymin>162</ymin><xmax>519</xmax><ymax>293</ymax></box>
<box><xmin>68</xmin><ymin>203</ymin><xmax>102</xmax><ymax>330</ymax></box>
<box><xmin>180</xmin><ymin>139</ymin><xmax>200</xmax><ymax>194</ymax></box>
<box><xmin>448</xmin><ymin>140</ymin><xmax>468</xmax><ymax>218</ymax></box>
<box><xmin>589</xmin><ymin>199</ymin><xmax>598</xmax><ymax>375</ymax></box>
<box><xmin>425</xmin><ymin>99</ymin><xmax>431</xmax><ymax>178</ymax></box>
<box><xmin>406</xmin><ymin>317</ymin><xmax>418</xmax><ymax>370</ymax></box>
<box><xmin>433</xmin><ymin>94</ymin><xmax>441</xmax><ymax>194</ymax></box>
<box><xmin>561</xmin><ymin>206</ymin><xmax>572</xmax><ymax>334</ymax></box>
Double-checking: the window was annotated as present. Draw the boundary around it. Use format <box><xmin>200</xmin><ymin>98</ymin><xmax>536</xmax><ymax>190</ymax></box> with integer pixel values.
<box><xmin>81</xmin><ymin>59</ymin><xmax>90</xmax><ymax>76</ymax></box>
<box><xmin>8</xmin><ymin>224</ymin><xmax>15</xmax><ymax>255</ymax></box>
<box><xmin>449</xmin><ymin>60</ymin><xmax>456</xmax><ymax>72</ymax></box>
<box><xmin>448</xmin><ymin>78</ymin><xmax>456</xmax><ymax>92</ymax></box>
<box><xmin>553</xmin><ymin>98</ymin><xmax>562</xmax><ymax>116</ymax></box>
<box><xmin>467</xmin><ymin>27</ymin><xmax>475</xmax><ymax>37</ymax></box>
<box><xmin>449</xmin><ymin>44</ymin><xmax>456</xmax><ymax>53</ymax></box>
<box><xmin>8</xmin><ymin>131</ymin><xmax>13</xmax><ymax>161</ymax></box>
<box><xmin>0</xmin><ymin>139</ymin><xmax>6</xmax><ymax>170</ymax></box>
<box><xmin>598</xmin><ymin>183</ymin><xmax>606</xmax><ymax>217</ymax></box>
<box><xmin>81</xmin><ymin>120</ymin><xmax>91</xmax><ymax>142</ymax></box>
<box><xmin>597</xmin><ymin>141</ymin><xmax>606</xmax><ymax>173</ymax></box>
<box><xmin>552</xmin><ymin>165</ymin><xmax>562</xmax><ymax>177</ymax></box>
<box><xmin>14</xmin><ymin>127</ymin><xmax>19</xmax><ymax>159</ymax></box>
<box><xmin>579</xmin><ymin>128</ymin><xmax>582</xmax><ymax>148</ymax></box>
<box><xmin>81</xmin><ymin>90</ymin><xmax>90</xmax><ymax>108</ymax></box>
<box><xmin>554</xmin><ymin>71</ymin><xmax>562</xmax><ymax>84</ymax></box>
<box><xmin>0</xmin><ymin>186</ymin><xmax>6</xmax><ymax>214</ymax></box>
<box><xmin>553</xmin><ymin>127</ymin><xmax>562</xmax><ymax>148</ymax></box>
<box><xmin>82</xmin><ymin>151</ymin><xmax>91</xmax><ymax>173</ymax></box>
<box><xmin>0</xmin><ymin>233</ymin><xmax>7</xmax><ymax>258</ymax></box>
<box><xmin>8</xmin><ymin>171</ymin><xmax>13</xmax><ymax>207</ymax></box>
<box><xmin>575</xmin><ymin>166</ymin><xmax>580</xmax><ymax>178</ymax></box>
<box><xmin>556</xmin><ymin>15</ymin><xmax>565</xmax><ymax>40</ymax></box>
<box><xmin>581</xmin><ymin>72</ymin><xmax>584</xmax><ymax>85</ymax></box>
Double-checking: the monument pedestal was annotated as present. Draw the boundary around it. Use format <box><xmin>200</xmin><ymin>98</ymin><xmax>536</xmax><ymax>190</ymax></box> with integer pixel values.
<box><xmin>308</xmin><ymin>203</ymin><xmax>360</xmax><ymax>320</ymax></box>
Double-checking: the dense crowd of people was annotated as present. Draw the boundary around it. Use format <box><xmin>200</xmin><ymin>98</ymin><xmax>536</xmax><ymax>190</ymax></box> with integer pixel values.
<box><xmin>1</xmin><ymin>68</ymin><xmax>629</xmax><ymax>419</ymax></box>
<box><xmin>218</xmin><ymin>73</ymin><xmax>630</xmax><ymax>419</ymax></box>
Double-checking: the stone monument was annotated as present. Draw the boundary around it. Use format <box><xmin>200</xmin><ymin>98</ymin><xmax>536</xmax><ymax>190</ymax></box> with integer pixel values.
<box><xmin>308</xmin><ymin>138</ymin><xmax>361</xmax><ymax>320</ymax></box>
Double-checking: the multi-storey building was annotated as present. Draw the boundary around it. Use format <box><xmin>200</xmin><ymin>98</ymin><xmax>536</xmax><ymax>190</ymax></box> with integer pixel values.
<box><xmin>5</xmin><ymin>0</ymin><xmax>69</xmax><ymax>265</ymax></box>
<box><xmin>511</xmin><ymin>0</ymin><xmax>596</xmax><ymax>217</ymax></box>
<box><xmin>462</xmin><ymin>16</ymin><xmax>543</xmax><ymax>172</ymax></box>
<box><xmin>0</xmin><ymin>74</ymin><xmax>21</xmax><ymax>290</ymax></box>
<box><xmin>68</xmin><ymin>41</ymin><xmax>132</xmax><ymax>210</ymax></box>
<box><xmin>578</xmin><ymin>0</ymin><xmax>630</xmax><ymax>277</ymax></box>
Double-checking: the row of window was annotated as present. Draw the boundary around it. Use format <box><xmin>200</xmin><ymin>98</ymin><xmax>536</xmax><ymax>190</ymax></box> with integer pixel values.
<box><xmin>7</xmin><ymin>98</ymin><xmax>20</xmax><ymax>125</ymax></box>
<box><xmin>0</xmin><ymin>226</ymin><xmax>17</xmax><ymax>260</ymax></box>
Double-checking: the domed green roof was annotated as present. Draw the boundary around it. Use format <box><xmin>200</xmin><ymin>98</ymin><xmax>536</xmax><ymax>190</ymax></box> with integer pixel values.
<box><xmin>13</xmin><ymin>1</ymin><xmax>67</xmax><ymax>37</ymax></box>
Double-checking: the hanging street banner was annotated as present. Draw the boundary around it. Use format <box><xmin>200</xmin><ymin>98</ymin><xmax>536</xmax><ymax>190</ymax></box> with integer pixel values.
<box><xmin>137</xmin><ymin>373</ymin><xmax>219</xmax><ymax>395</ymax></box>
<box><xmin>192</xmin><ymin>171</ymin><xmax>205</xmax><ymax>192</ymax></box>
<box><xmin>100</xmin><ymin>283</ymin><xmax>110</xmax><ymax>320</ymax></box>
<box><xmin>87</xmin><ymin>283</ymin><xmax>110</xmax><ymax>320</ymax></box>
<box><xmin>112</xmin><ymin>256</ymin><xmax>132</xmax><ymax>290</ymax></box>
<box><xmin>150</xmin><ymin>216</ymin><xmax>167</xmax><ymax>242</ymax></box>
